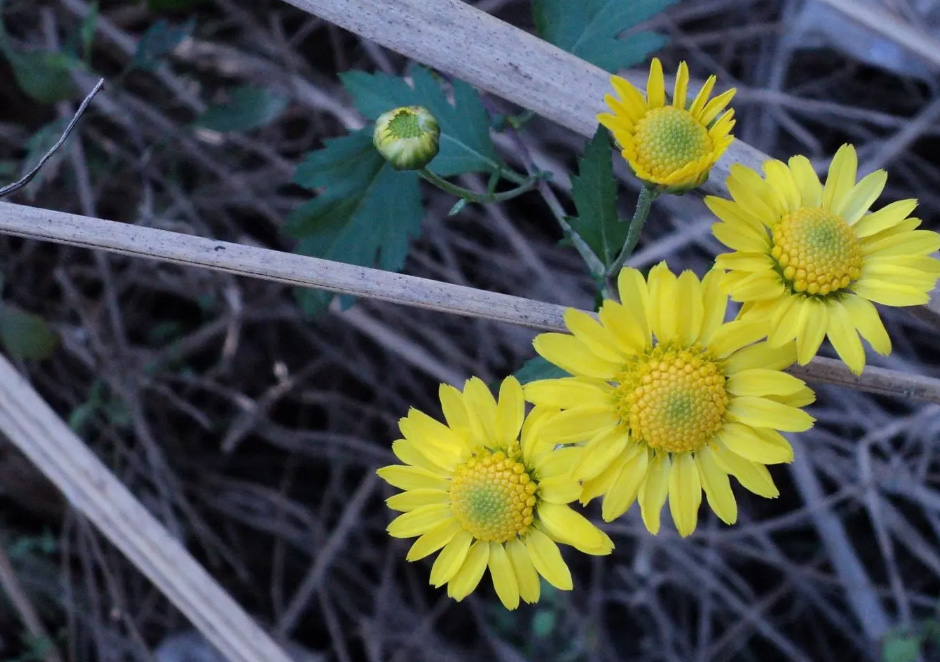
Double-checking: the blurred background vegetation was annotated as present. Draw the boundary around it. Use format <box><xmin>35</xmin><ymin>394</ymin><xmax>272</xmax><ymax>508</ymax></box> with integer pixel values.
<box><xmin>0</xmin><ymin>0</ymin><xmax>939</xmax><ymax>660</ymax></box>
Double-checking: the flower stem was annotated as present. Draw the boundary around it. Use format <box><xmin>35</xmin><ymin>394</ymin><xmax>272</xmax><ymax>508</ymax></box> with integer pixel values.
<box><xmin>418</xmin><ymin>168</ymin><xmax>540</xmax><ymax>205</ymax></box>
<box><xmin>607</xmin><ymin>185</ymin><xmax>659</xmax><ymax>278</ymax></box>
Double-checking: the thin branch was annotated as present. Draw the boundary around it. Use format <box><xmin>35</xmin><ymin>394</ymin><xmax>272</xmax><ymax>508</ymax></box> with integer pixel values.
<box><xmin>0</xmin><ymin>79</ymin><xmax>105</xmax><ymax>199</ymax></box>
<box><xmin>1</xmin><ymin>201</ymin><xmax>939</xmax><ymax>404</ymax></box>
<box><xmin>0</xmin><ymin>541</ymin><xmax>65</xmax><ymax>662</ymax></box>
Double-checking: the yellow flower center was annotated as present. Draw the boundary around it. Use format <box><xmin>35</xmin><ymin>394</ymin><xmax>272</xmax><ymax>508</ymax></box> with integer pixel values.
<box><xmin>632</xmin><ymin>107</ymin><xmax>712</xmax><ymax>180</ymax></box>
<box><xmin>771</xmin><ymin>206</ymin><xmax>863</xmax><ymax>296</ymax></box>
<box><xmin>613</xmin><ymin>345</ymin><xmax>728</xmax><ymax>453</ymax></box>
<box><xmin>449</xmin><ymin>450</ymin><xmax>538</xmax><ymax>543</ymax></box>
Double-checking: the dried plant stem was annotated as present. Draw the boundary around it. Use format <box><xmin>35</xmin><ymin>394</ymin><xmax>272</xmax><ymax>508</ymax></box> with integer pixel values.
<box><xmin>0</xmin><ymin>352</ymin><xmax>293</xmax><ymax>662</ymax></box>
<box><xmin>0</xmin><ymin>543</ymin><xmax>65</xmax><ymax>662</ymax></box>
<box><xmin>1</xmin><ymin>201</ymin><xmax>939</xmax><ymax>404</ymax></box>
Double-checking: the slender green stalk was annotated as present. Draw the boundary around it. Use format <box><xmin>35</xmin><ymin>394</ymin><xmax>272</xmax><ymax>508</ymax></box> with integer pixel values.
<box><xmin>418</xmin><ymin>168</ymin><xmax>539</xmax><ymax>204</ymax></box>
<box><xmin>607</xmin><ymin>185</ymin><xmax>658</xmax><ymax>278</ymax></box>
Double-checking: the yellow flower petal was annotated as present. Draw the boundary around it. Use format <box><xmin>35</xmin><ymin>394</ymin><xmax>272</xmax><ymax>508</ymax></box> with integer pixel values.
<box><xmin>506</xmin><ymin>538</ymin><xmax>541</xmax><ymax>604</ymax></box>
<box><xmin>787</xmin><ymin>155</ymin><xmax>822</xmax><ymax>207</ymax></box>
<box><xmin>722</xmin><ymin>340</ymin><xmax>796</xmax><ymax>373</ymax></box>
<box><xmin>537</xmin><ymin>406</ymin><xmax>619</xmax><ymax>444</ymax></box>
<box><xmin>565</xmin><ymin>308</ymin><xmax>628</xmax><ymax>363</ymax></box>
<box><xmin>377</xmin><ymin>465</ymin><xmax>449</xmax><ymax>491</ymax></box>
<box><xmin>853</xmin><ymin>199</ymin><xmax>917</xmax><ymax>238</ymax></box>
<box><xmin>713</xmin><ymin>222</ymin><xmax>771</xmax><ymax>253</ymax></box>
<box><xmin>668</xmin><ymin>453</ymin><xmax>702</xmax><ymax>537</ymax></box>
<box><xmin>716</xmin><ymin>422</ymin><xmax>794</xmax><ymax>464</ymax></box>
<box><xmin>406</xmin><ymin>519</ymin><xmax>462</xmax><ymax>561</ymax></box>
<box><xmin>495</xmin><ymin>376</ymin><xmax>525</xmax><ymax>444</ymax></box>
<box><xmin>700</xmin><ymin>267</ymin><xmax>729</xmax><ymax>342</ymax></box>
<box><xmin>728</xmin><ymin>270</ymin><xmax>786</xmax><ymax>302</ymax></box>
<box><xmin>525</xmin><ymin>528</ymin><xmax>573</xmax><ymax>590</ymax></box>
<box><xmin>538</xmin><ymin>502</ymin><xmax>613</xmax><ymax>555</ymax></box>
<box><xmin>647</xmin><ymin>57</ymin><xmax>665</xmax><ymax>108</ymax></box>
<box><xmin>618</xmin><ymin>266</ymin><xmax>651</xmax><ymax>312</ymax></box>
<box><xmin>387</xmin><ymin>503</ymin><xmax>453</xmax><ymax>538</ymax></box>
<box><xmin>601</xmin><ymin>447</ymin><xmax>649</xmax><ymax>521</ymax></box>
<box><xmin>696</xmin><ymin>447</ymin><xmax>737</xmax><ymax>525</ymax></box>
<box><xmin>822</xmin><ymin>144</ymin><xmax>857</xmax><ymax>214</ymax></box>
<box><xmin>463</xmin><ymin>377</ymin><xmax>497</xmax><ymax>442</ymax></box>
<box><xmin>487</xmin><ymin>542</ymin><xmax>520</xmax><ymax>610</ymax></box>
<box><xmin>673</xmin><ymin>61</ymin><xmax>689</xmax><ymax>108</ymax></box>
<box><xmin>439</xmin><ymin>383</ymin><xmax>469</xmax><ymax>430</ymax></box>
<box><xmin>648</xmin><ymin>263</ymin><xmax>680</xmax><ymax>343</ymax></box>
<box><xmin>575</xmin><ymin>427</ymin><xmax>629</xmax><ymax>480</ymax></box>
<box><xmin>726</xmin><ymin>396</ymin><xmax>814</xmax><ymax>432</ymax></box>
<box><xmin>610</xmin><ymin>76</ymin><xmax>647</xmax><ymax>119</ymax></box>
<box><xmin>689</xmin><ymin>74</ymin><xmax>716</xmax><ymax>118</ymax></box>
<box><xmin>598</xmin><ymin>301</ymin><xmax>649</xmax><ymax>354</ymax></box>
<box><xmin>796</xmin><ymin>296</ymin><xmax>828</xmax><ymax>365</ymax></box>
<box><xmin>705</xmin><ymin>196</ymin><xmax>768</xmax><ymax>234</ymax></box>
<box><xmin>841</xmin><ymin>169</ymin><xmax>888</xmax><ymax>223</ymax></box>
<box><xmin>699</xmin><ymin>87</ymin><xmax>736</xmax><ymax>125</ymax></box>
<box><xmin>763</xmin><ymin>159</ymin><xmax>801</xmax><ymax>213</ymax></box>
<box><xmin>710</xmin><ymin>444</ymin><xmax>779</xmax><ymax>498</ymax></box>
<box><xmin>537</xmin><ymin>475</ymin><xmax>583</xmax><ymax>504</ymax></box>
<box><xmin>430</xmin><ymin>529</ymin><xmax>473</xmax><ymax>587</ymax></box>
<box><xmin>524</xmin><ymin>377</ymin><xmax>611</xmax><ymax>409</ymax></box>
<box><xmin>392</xmin><ymin>439</ymin><xmax>445</xmax><ymax>472</ymax></box>
<box><xmin>676</xmin><ymin>269</ymin><xmax>705</xmax><ymax>346</ymax></box>
<box><xmin>725</xmin><ymin>369</ymin><xmax>807</xmax><ymax>397</ymax></box>
<box><xmin>767</xmin><ymin>295</ymin><xmax>801</xmax><ymax>347</ymax></box>
<box><xmin>728</xmin><ymin>163</ymin><xmax>782</xmax><ymax>220</ymax></box>
<box><xmin>826</xmin><ymin>299</ymin><xmax>866</xmax><ymax>375</ymax></box>
<box><xmin>841</xmin><ymin>295</ymin><xmax>890</xmax><ymax>356</ymax></box>
<box><xmin>534</xmin><ymin>333</ymin><xmax>620</xmax><ymax>379</ymax></box>
<box><xmin>447</xmin><ymin>539</ymin><xmax>490</xmax><ymax>601</ymax></box>
<box><xmin>386</xmin><ymin>488</ymin><xmax>449</xmax><ymax>512</ymax></box>
<box><xmin>852</xmin><ymin>279</ymin><xmax>930</xmax><ymax>306</ymax></box>
<box><xmin>639</xmin><ymin>453</ymin><xmax>671</xmax><ymax>534</ymax></box>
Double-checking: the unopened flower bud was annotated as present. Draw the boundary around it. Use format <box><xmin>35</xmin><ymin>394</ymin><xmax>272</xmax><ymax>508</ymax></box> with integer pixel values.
<box><xmin>373</xmin><ymin>106</ymin><xmax>440</xmax><ymax>171</ymax></box>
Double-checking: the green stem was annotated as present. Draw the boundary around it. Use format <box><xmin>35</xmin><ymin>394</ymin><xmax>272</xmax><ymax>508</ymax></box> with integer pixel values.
<box><xmin>418</xmin><ymin>168</ymin><xmax>539</xmax><ymax>204</ymax></box>
<box><xmin>607</xmin><ymin>185</ymin><xmax>658</xmax><ymax>278</ymax></box>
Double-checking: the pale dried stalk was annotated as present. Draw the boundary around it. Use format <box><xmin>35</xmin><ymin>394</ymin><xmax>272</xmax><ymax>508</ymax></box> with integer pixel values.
<box><xmin>2</xmin><ymin>201</ymin><xmax>939</xmax><ymax>404</ymax></box>
<box><xmin>0</xmin><ymin>352</ymin><xmax>293</xmax><ymax>662</ymax></box>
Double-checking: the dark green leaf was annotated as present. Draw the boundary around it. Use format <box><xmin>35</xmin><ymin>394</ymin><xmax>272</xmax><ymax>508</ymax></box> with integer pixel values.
<box><xmin>130</xmin><ymin>18</ymin><xmax>195</xmax><ymax>71</ymax></box>
<box><xmin>195</xmin><ymin>85</ymin><xmax>288</xmax><ymax>133</ymax></box>
<box><xmin>287</xmin><ymin>129</ymin><xmax>423</xmax><ymax>315</ymax></box>
<box><xmin>515</xmin><ymin>356</ymin><xmax>569</xmax><ymax>384</ymax></box>
<box><xmin>567</xmin><ymin>127</ymin><xmax>625</xmax><ymax>268</ymax></box>
<box><xmin>533</xmin><ymin>0</ymin><xmax>678</xmax><ymax>72</ymax></box>
<box><xmin>882</xmin><ymin>633</ymin><xmax>923</xmax><ymax>662</ymax></box>
<box><xmin>340</xmin><ymin>68</ymin><xmax>501</xmax><ymax>177</ymax></box>
<box><xmin>0</xmin><ymin>306</ymin><xmax>59</xmax><ymax>360</ymax></box>
<box><xmin>4</xmin><ymin>50</ymin><xmax>79</xmax><ymax>103</ymax></box>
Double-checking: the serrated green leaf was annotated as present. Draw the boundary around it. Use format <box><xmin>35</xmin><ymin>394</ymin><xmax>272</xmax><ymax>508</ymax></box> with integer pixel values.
<box><xmin>533</xmin><ymin>0</ymin><xmax>677</xmax><ymax>72</ymax></box>
<box><xmin>130</xmin><ymin>17</ymin><xmax>194</xmax><ymax>71</ymax></box>
<box><xmin>567</xmin><ymin>127</ymin><xmax>624</xmax><ymax>268</ymax></box>
<box><xmin>4</xmin><ymin>50</ymin><xmax>79</xmax><ymax>104</ymax></box>
<box><xmin>340</xmin><ymin>67</ymin><xmax>501</xmax><ymax>177</ymax></box>
<box><xmin>515</xmin><ymin>356</ymin><xmax>569</xmax><ymax>384</ymax></box>
<box><xmin>0</xmin><ymin>305</ymin><xmax>59</xmax><ymax>360</ymax></box>
<box><xmin>195</xmin><ymin>85</ymin><xmax>288</xmax><ymax>133</ymax></box>
<box><xmin>287</xmin><ymin>129</ymin><xmax>423</xmax><ymax>315</ymax></box>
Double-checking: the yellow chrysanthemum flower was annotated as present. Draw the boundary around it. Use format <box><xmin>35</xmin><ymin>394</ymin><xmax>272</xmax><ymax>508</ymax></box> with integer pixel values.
<box><xmin>708</xmin><ymin>144</ymin><xmax>940</xmax><ymax>374</ymax></box>
<box><xmin>378</xmin><ymin>376</ymin><xmax>613</xmax><ymax>609</ymax></box>
<box><xmin>597</xmin><ymin>58</ymin><xmax>736</xmax><ymax>191</ymax></box>
<box><xmin>524</xmin><ymin>265</ymin><xmax>816</xmax><ymax>538</ymax></box>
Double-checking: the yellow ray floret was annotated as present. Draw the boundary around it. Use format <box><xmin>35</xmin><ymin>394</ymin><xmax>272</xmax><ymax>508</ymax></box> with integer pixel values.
<box><xmin>377</xmin><ymin>376</ymin><xmax>613</xmax><ymax>609</ymax></box>
<box><xmin>597</xmin><ymin>58</ymin><xmax>736</xmax><ymax>191</ymax></box>
<box><xmin>708</xmin><ymin>144</ymin><xmax>940</xmax><ymax>374</ymax></box>
<box><xmin>525</xmin><ymin>265</ymin><xmax>815</xmax><ymax>538</ymax></box>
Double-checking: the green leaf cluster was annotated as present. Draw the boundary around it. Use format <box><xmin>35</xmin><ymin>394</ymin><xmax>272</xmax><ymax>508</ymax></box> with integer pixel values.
<box><xmin>288</xmin><ymin>68</ymin><xmax>504</xmax><ymax>314</ymax></box>
<box><xmin>0</xmin><ymin>305</ymin><xmax>59</xmax><ymax>361</ymax></box>
<box><xmin>533</xmin><ymin>0</ymin><xmax>678</xmax><ymax>72</ymax></box>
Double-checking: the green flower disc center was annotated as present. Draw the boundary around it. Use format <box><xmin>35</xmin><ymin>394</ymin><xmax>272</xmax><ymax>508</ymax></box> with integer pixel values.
<box><xmin>632</xmin><ymin>106</ymin><xmax>712</xmax><ymax>179</ymax></box>
<box><xmin>449</xmin><ymin>450</ymin><xmax>537</xmax><ymax>542</ymax></box>
<box><xmin>386</xmin><ymin>109</ymin><xmax>424</xmax><ymax>139</ymax></box>
<box><xmin>613</xmin><ymin>345</ymin><xmax>728</xmax><ymax>453</ymax></box>
<box><xmin>771</xmin><ymin>206</ymin><xmax>862</xmax><ymax>296</ymax></box>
